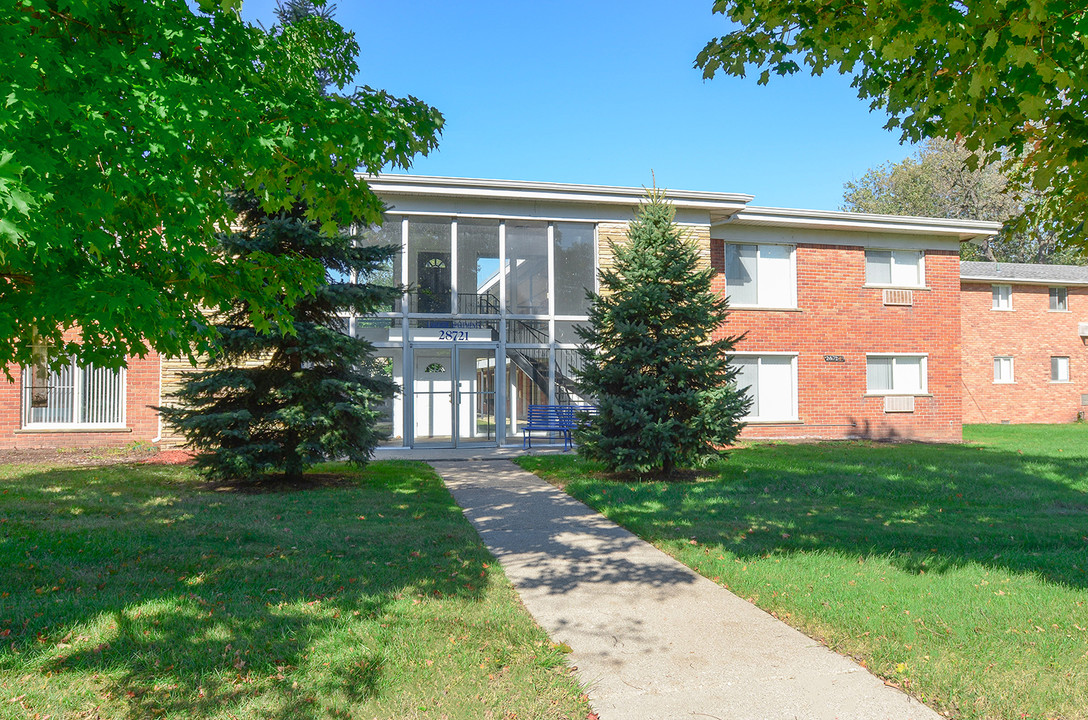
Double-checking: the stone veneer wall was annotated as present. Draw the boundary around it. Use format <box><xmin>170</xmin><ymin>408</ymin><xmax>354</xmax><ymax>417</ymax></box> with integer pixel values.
<box><xmin>596</xmin><ymin>221</ymin><xmax>712</xmax><ymax>277</ymax></box>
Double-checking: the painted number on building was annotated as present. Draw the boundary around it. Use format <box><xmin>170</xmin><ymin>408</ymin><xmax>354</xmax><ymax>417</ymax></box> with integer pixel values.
<box><xmin>437</xmin><ymin>330</ymin><xmax>470</xmax><ymax>341</ymax></box>
<box><xmin>823</xmin><ymin>355</ymin><xmax>846</xmax><ymax>363</ymax></box>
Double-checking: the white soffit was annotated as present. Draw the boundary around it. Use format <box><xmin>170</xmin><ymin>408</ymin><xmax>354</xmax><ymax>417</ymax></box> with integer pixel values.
<box><xmin>723</xmin><ymin>205</ymin><xmax>1002</xmax><ymax>241</ymax></box>
<box><xmin>365</xmin><ymin>174</ymin><xmax>753</xmax><ymax>221</ymax></box>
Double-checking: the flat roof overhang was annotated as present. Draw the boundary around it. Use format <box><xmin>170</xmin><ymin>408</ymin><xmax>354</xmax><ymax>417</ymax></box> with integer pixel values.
<box><xmin>365</xmin><ymin>174</ymin><xmax>754</xmax><ymax>223</ymax></box>
<box><xmin>717</xmin><ymin>206</ymin><xmax>1003</xmax><ymax>242</ymax></box>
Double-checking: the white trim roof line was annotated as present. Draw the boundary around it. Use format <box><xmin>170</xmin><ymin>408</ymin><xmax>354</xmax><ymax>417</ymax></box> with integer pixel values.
<box><xmin>727</xmin><ymin>205</ymin><xmax>1002</xmax><ymax>240</ymax></box>
<box><xmin>960</xmin><ymin>260</ymin><xmax>1088</xmax><ymax>285</ymax></box>
<box><xmin>365</xmin><ymin>173</ymin><xmax>754</xmax><ymax>213</ymax></box>
<box><xmin>960</xmin><ymin>275</ymin><xmax>1088</xmax><ymax>287</ymax></box>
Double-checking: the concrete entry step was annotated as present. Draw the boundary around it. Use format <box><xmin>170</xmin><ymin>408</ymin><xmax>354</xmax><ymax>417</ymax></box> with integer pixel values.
<box><xmin>431</xmin><ymin>459</ymin><xmax>942</xmax><ymax>720</ymax></box>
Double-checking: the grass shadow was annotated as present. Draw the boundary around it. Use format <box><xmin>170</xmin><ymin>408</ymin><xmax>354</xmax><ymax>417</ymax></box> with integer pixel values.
<box><xmin>0</xmin><ymin>460</ymin><xmax>495</xmax><ymax>718</ymax></box>
<box><xmin>523</xmin><ymin>432</ymin><xmax>1088</xmax><ymax>589</ymax></box>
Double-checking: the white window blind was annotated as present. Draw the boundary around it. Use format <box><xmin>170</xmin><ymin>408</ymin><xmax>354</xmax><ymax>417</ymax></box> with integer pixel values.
<box><xmin>993</xmin><ymin>356</ymin><xmax>1014</xmax><ymax>383</ymax></box>
<box><xmin>992</xmin><ymin>285</ymin><xmax>1012</xmax><ymax>310</ymax></box>
<box><xmin>724</xmin><ymin>243</ymin><xmax>795</xmax><ymax>308</ymax></box>
<box><xmin>1051</xmin><ymin>356</ymin><xmax>1070</xmax><ymax>382</ymax></box>
<box><xmin>21</xmin><ymin>359</ymin><xmax>125</xmax><ymax>427</ymax></box>
<box><xmin>867</xmin><ymin>355</ymin><xmax>926</xmax><ymax>394</ymax></box>
<box><xmin>732</xmin><ymin>355</ymin><xmax>796</xmax><ymax>421</ymax></box>
<box><xmin>865</xmin><ymin>250</ymin><xmax>923</xmax><ymax>287</ymax></box>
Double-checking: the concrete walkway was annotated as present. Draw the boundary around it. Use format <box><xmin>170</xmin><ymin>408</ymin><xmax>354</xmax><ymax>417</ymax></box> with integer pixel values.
<box><xmin>431</xmin><ymin>459</ymin><xmax>942</xmax><ymax>720</ymax></box>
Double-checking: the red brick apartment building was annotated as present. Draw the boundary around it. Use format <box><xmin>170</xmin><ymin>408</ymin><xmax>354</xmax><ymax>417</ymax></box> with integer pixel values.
<box><xmin>961</xmin><ymin>261</ymin><xmax>1088</xmax><ymax>424</ymax></box>
<box><xmin>0</xmin><ymin>176</ymin><xmax>1001</xmax><ymax>450</ymax></box>
<box><xmin>710</xmin><ymin>207</ymin><xmax>990</xmax><ymax>443</ymax></box>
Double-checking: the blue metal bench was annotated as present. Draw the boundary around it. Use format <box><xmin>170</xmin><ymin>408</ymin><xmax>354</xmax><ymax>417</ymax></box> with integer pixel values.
<box><xmin>522</xmin><ymin>404</ymin><xmax>598</xmax><ymax>451</ymax></box>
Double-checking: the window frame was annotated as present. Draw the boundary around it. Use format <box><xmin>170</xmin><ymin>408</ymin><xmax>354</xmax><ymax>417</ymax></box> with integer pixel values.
<box><xmin>20</xmin><ymin>359</ymin><xmax>127</xmax><ymax>430</ymax></box>
<box><xmin>865</xmin><ymin>353</ymin><xmax>929</xmax><ymax>396</ymax></box>
<box><xmin>992</xmin><ymin>284</ymin><xmax>1013</xmax><ymax>311</ymax></box>
<box><xmin>863</xmin><ymin>249</ymin><xmax>926</xmax><ymax>289</ymax></box>
<box><xmin>723</xmin><ymin>242</ymin><xmax>798</xmax><ymax>310</ymax></box>
<box><xmin>1049</xmin><ymin>287</ymin><xmax>1069</xmax><ymax>312</ymax></box>
<box><xmin>730</xmin><ymin>352</ymin><xmax>799</xmax><ymax>422</ymax></box>
<box><xmin>993</xmin><ymin>356</ymin><xmax>1015</xmax><ymax>384</ymax></box>
<box><xmin>1051</xmin><ymin>356</ymin><xmax>1071</xmax><ymax>383</ymax></box>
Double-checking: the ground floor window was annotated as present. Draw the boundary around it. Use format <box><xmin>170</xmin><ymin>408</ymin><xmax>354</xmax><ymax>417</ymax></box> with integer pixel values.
<box><xmin>731</xmin><ymin>354</ymin><xmax>797</xmax><ymax>421</ymax></box>
<box><xmin>1051</xmin><ymin>356</ymin><xmax>1070</xmax><ymax>383</ymax></box>
<box><xmin>992</xmin><ymin>356</ymin><xmax>1014</xmax><ymax>384</ymax></box>
<box><xmin>867</xmin><ymin>354</ymin><xmax>927</xmax><ymax>395</ymax></box>
<box><xmin>21</xmin><ymin>360</ymin><xmax>126</xmax><ymax>428</ymax></box>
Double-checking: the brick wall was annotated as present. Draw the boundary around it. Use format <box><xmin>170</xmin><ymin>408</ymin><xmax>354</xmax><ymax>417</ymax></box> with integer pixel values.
<box><xmin>0</xmin><ymin>353</ymin><xmax>161</xmax><ymax>449</ymax></box>
<box><xmin>961</xmin><ymin>282</ymin><xmax>1088</xmax><ymax>423</ymax></box>
<box><xmin>712</xmin><ymin>241</ymin><xmax>963</xmax><ymax>442</ymax></box>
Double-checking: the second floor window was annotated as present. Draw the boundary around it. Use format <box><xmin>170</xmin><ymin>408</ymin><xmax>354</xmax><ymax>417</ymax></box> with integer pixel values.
<box><xmin>724</xmin><ymin>243</ymin><xmax>796</xmax><ymax>308</ymax></box>
<box><xmin>865</xmin><ymin>250</ymin><xmax>923</xmax><ymax>287</ymax></box>
<box><xmin>1049</xmin><ymin>287</ymin><xmax>1068</xmax><ymax>311</ymax></box>
<box><xmin>992</xmin><ymin>284</ymin><xmax>1013</xmax><ymax>310</ymax></box>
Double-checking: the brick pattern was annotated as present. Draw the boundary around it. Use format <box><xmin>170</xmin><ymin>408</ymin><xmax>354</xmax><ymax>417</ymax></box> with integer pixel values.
<box><xmin>961</xmin><ymin>282</ymin><xmax>1088</xmax><ymax>423</ymax></box>
<box><xmin>0</xmin><ymin>353</ymin><xmax>161</xmax><ymax>449</ymax></box>
<box><xmin>712</xmin><ymin>242</ymin><xmax>962</xmax><ymax>442</ymax></box>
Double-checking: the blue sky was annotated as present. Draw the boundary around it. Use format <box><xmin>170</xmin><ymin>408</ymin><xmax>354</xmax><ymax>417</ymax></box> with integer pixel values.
<box><xmin>241</xmin><ymin>0</ymin><xmax>918</xmax><ymax>211</ymax></box>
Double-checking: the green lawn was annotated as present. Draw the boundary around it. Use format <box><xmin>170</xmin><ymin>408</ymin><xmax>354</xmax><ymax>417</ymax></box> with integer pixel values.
<box><xmin>0</xmin><ymin>460</ymin><xmax>590</xmax><ymax>720</ymax></box>
<box><xmin>517</xmin><ymin>424</ymin><xmax>1088</xmax><ymax>720</ymax></box>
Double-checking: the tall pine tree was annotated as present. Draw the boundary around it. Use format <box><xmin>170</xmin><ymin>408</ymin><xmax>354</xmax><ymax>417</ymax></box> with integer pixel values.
<box><xmin>161</xmin><ymin>1</ymin><xmax>402</xmax><ymax>482</ymax></box>
<box><xmin>575</xmin><ymin>188</ymin><xmax>750</xmax><ymax>475</ymax></box>
<box><xmin>160</xmin><ymin>193</ymin><xmax>399</xmax><ymax>482</ymax></box>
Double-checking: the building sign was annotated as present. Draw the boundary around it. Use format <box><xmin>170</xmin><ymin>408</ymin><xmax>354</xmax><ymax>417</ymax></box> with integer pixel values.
<box><xmin>823</xmin><ymin>355</ymin><xmax>846</xmax><ymax>363</ymax></box>
<box><xmin>409</xmin><ymin>322</ymin><xmax>497</xmax><ymax>343</ymax></box>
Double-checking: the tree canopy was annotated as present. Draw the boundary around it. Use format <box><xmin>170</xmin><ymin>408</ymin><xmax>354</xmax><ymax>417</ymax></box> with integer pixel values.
<box><xmin>0</xmin><ymin>0</ymin><xmax>442</xmax><ymax>369</ymax></box>
<box><xmin>697</xmin><ymin>2</ymin><xmax>1088</xmax><ymax>243</ymax></box>
<box><xmin>843</xmin><ymin>138</ymin><xmax>1084</xmax><ymax>265</ymax></box>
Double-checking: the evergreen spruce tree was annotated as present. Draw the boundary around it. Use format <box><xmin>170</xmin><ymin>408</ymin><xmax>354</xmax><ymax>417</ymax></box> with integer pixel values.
<box><xmin>575</xmin><ymin>188</ymin><xmax>750</xmax><ymax>475</ymax></box>
<box><xmin>159</xmin><ymin>193</ymin><xmax>399</xmax><ymax>482</ymax></box>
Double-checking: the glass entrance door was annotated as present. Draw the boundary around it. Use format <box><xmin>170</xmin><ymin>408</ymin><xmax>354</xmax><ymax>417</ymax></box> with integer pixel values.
<box><xmin>412</xmin><ymin>348</ymin><xmax>454</xmax><ymax>446</ymax></box>
<box><xmin>410</xmin><ymin>345</ymin><xmax>498</xmax><ymax>448</ymax></box>
<box><xmin>457</xmin><ymin>348</ymin><xmax>497</xmax><ymax>446</ymax></box>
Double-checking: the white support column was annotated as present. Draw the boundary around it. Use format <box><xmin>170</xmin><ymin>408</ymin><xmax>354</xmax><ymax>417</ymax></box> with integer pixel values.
<box><xmin>450</xmin><ymin>218</ymin><xmax>459</xmax><ymax>314</ymax></box>
<box><xmin>401</xmin><ymin>216</ymin><xmax>412</xmax><ymax>446</ymax></box>
<box><xmin>497</xmin><ymin>219</ymin><xmax>508</xmax><ymax>440</ymax></box>
<box><xmin>547</xmin><ymin>223</ymin><xmax>556</xmax><ymax>405</ymax></box>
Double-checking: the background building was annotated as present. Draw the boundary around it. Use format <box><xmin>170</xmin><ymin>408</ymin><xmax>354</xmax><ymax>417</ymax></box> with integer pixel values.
<box><xmin>961</xmin><ymin>261</ymin><xmax>1088</xmax><ymax>424</ymax></box>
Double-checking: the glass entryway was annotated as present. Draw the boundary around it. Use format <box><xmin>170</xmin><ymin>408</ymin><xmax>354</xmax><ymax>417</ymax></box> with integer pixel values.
<box><xmin>410</xmin><ymin>345</ymin><xmax>498</xmax><ymax>447</ymax></box>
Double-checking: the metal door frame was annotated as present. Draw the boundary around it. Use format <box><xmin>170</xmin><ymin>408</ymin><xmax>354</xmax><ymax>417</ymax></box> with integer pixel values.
<box><xmin>406</xmin><ymin>342</ymin><xmax>502</xmax><ymax>448</ymax></box>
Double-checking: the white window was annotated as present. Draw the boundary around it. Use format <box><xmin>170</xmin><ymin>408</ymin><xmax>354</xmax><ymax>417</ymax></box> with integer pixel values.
<box><xmin>866</xmin><ymin>355</ymin><xmax>927</xmax><ymax>395</ymax></box>
<box><xmin>21</xmin><ymin>359</ymin><xmax>126</xmax><ymax>428</ymax></box>
<box><xmin>992</xmin><ymin>284</ymin><xmax>1012</xmax><ymax>310</ymax></box>
<box><xmin>993</xmin><ymin>356</ymin><xmax>1014</xmax><ymax>384</ymax></box>
<box><xmin>731</xmin><ymin>354</ymin><xmax>798</xmax><ymax>421</ymax></box>
<box><xmin>1051</xmin><ymin>356</ymin><xmax>1070</xmax><ymax>382</ymax></box>
<box><xmin>724</xmin><ymin>243</ymin><xmax>796</xmax><ymax>308</ymax></box>
<box><xmin>1049</xmin><ymin>287</ymin><xmax>1068</xmax><ymax>311</ymax></box>
<box><xmin>864</xmin><ymin>250</ymin><xmax>924</xmax><ymax>288</ymax></box>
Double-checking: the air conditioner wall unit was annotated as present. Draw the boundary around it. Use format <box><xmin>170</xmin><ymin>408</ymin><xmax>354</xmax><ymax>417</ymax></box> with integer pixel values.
<box><xmin>884</xmin><ymin>395</ymin><xmax>915</xmax><ymax>413</ymax></box>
